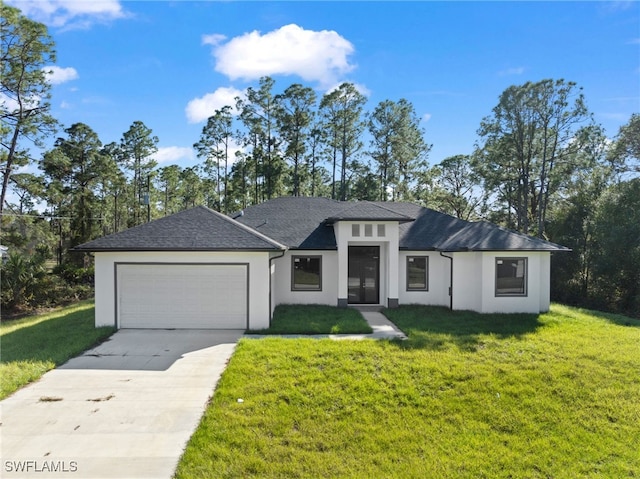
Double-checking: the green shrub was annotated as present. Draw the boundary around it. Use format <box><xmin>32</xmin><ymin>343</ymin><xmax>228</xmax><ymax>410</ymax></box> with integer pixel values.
<box><xmin>1</xmin><ymin>255</ymin><xmax>94</xmax><ymax>313</ymax></box>
<box><xmin>1</xmin><ymin>252</ymin><xmax>47</xmax><ymax>309</ymax></box>
<box><xmin>52</xmin><ymin>263</ymin><xmax>94</xmax><ymax>286</ymax></box>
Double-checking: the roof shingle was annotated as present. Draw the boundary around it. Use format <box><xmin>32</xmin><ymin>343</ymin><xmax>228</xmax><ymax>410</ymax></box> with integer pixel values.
<box><xmin>75</xmin><ymin>198</ymin><xmax>569</xmax><ymax>253</ymax></box>
<box><xmin>234</xmin><ymin>197</ymin><xmax>568</xmax><ymax>252</ymax></box>
<box><xmin>74</xmin><ymin>206</ymin><xmax>285</xmax><ymax>251</ymax></box>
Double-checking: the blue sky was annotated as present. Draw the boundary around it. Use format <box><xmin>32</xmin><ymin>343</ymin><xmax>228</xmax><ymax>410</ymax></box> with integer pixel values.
<box><xmin>9</xmin><ymin>0</ymin><xmax>640</xmax><ymax>170</ymax></box>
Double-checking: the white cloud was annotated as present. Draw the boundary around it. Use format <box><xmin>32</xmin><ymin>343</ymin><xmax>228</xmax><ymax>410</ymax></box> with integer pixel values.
<box><xmin>226</xmin><ymin>138</ymin><xmax>244</xmax><ymax>165</ymax></box>
<box><xmin>0</xmin><ymin>92</ymin><xmax>20</xmax><ymax>112</ymax></box>
<box><xmin>0</xmin><ymin>91</ymin><xmax>40</xmax><ymax>112</ymax></box>
<box><xmin>202</xmin><ymin>34</ymin><xmax>227</xmax><ymax>46</ymax></box>
<box><xmin>8</xmin><ymin>0</ymin><xmax>127</xmax><ymax>29</ymax></box>
<box><xmin>43</xmin><ymin>66</ymin><xmax>79</xmax><ymax>85</ymax></box>
<box><xmin>154</xmin><ymin>146</ymin><xmax>195</xmax><ymax>164</ymax></box>
<box><xmin>422</xmin><ymin>113</ymin><xmax>432</xmax><ymax>123</ymax></box>
<box><xmin>324</xmin><ymin>81</ymin><xmax>371</xmax><ymax>97</ymax></box>
<box><xmin>208</xmin><ymin>24</ymin><xmax>356</xmax><ymax>87</ymax></box>
<box><xmin>185</xmin><ymin>86</ymin><xmax>245</xmax><ymax>124</ymax></box>
<box><xmin>498</xmin><ymin>66</ymin><xmax>526</xmax><ymax>76</ymax></box>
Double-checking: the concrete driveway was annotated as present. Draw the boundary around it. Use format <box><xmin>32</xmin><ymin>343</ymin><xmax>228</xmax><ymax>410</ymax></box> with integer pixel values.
<box><xmin>1</xmin><ymin>329</ymin><xmax>243</xmax><ymax>479</ymax></box>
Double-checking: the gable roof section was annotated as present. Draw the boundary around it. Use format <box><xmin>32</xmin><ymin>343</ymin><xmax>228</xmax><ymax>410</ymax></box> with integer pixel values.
<box><xmin>436</xmin><ymin>221</ymin><xmax>570</xmax><ymax>252</ymax></box>
<box><xmin>324</xmin><ymin>201</ymin><xmax>414</xmax><ymax>223</ymax></box>
<box><xmin>397</xmin><ymin>207</ymin><xmax>470</xmax><ymax>250</ymax></box>
<box><xmin>233</xmin><ymin>196</ymin><xmax>343</xmax><ymax>249</ymax></box>
<box><xmin>74</xmin><ymin>206</ymin><xmax>285</xmax><ymax>252</ymax></box>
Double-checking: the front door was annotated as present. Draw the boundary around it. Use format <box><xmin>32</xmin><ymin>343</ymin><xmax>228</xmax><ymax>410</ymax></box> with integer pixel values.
<box><xmin>348</xmin><ymin>246</ymin><xmax>380</xmax><ymax>304</ymax></box>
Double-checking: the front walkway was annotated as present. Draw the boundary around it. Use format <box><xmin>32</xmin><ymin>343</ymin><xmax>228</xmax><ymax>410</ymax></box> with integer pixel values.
<box><xmin>354</xmin><ymin>307</ymin><xmax>408</xmax><ymax>340</ymax></box>
<box><xmin>244</xmin><ymin>307</ymin><xmax>407</xmax><ymax>341</ymax></box>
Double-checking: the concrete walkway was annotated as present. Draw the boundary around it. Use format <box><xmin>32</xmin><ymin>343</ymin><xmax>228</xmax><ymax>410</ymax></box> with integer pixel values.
<box><xmin>356</xmin><ymin>308</ymin><xmax>408</xmax><ymax>340</ymax></box>
<box><xmin>0</xmin><ymin>329</ymin><xmax>243</xmax><ymax>479</ymax></box>
<box><xmin>244</xmin><ymin>307</ymin><xmax>407</xmax><ymax>341</ymax></box>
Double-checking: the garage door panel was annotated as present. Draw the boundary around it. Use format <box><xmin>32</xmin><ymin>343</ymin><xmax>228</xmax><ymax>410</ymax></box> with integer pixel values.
<box><xmin>117</xmin><ymin>264</ymin><xmax>248</xmax><ymax>329</ymax></box>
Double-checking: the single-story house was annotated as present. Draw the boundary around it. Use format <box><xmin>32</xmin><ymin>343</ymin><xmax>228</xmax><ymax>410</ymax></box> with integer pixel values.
<box><xmin>75</xmin><ymin>197</ymin><xmax>569</xmax><ymax>330</ymax></box>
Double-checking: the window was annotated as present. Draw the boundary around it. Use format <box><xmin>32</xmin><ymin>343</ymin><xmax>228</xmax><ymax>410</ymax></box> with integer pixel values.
<box><xmin>377</xmin><ymin>224</ymin><xmax>386</xmax><ymax>237</ymax></box>
<box><xmin>495</xmin><ymin>258</ymin><xmax>527</xmax><ymax>296</ymax></box>
<box><xmin>407</xmin><ymin>256</ymin><xmax>428</xmax><ymax>291</ymax></box>
<box><xmin>364</xmin><ymin>224</ymin><xmax>373</xmax><ymax>237</ymax></box>
<box><xmin>292</xmin><ymin>256</ymin><xmax>322</xmax><ymax>291</ymax></box>
<box><xmin>352</xmin><ymin>224</ymin><xmax>360</xmax><ymax>237</ymax></box>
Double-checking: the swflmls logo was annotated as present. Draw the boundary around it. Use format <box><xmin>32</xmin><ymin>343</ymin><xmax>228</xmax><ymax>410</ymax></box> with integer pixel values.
<box><xmin>4</xmin><ymin>460</ymin><xmax>78</xmax><ymax>473</ymax></box>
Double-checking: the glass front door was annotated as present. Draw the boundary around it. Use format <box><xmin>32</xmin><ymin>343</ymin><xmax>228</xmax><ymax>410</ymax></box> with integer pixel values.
<box><xmin>348</xmin><ymin>246</ymin><xmax>380</xmax><ymax>304</ymax></box>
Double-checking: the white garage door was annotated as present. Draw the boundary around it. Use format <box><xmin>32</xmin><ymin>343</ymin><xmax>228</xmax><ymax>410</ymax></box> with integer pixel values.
<box><xmin>117</xmin><ymin>263</ymin><xmax>248</xmax><ymax>329</ymax></box>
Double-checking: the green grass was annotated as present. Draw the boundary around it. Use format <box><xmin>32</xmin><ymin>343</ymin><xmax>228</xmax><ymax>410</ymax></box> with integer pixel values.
<box><xmin>0</xmin><ymin>300</ymin><xmax>115</xmax><ymax>399</ymax></box>
<box><xmin>175</xmin><ymin>304</ymin><xmax>640</xmax><ymax>479</ymax></box>
<box><xmin>248</xmin><ymin>304</ymin><xmax>372</xmax><ymax>334</ymax></box>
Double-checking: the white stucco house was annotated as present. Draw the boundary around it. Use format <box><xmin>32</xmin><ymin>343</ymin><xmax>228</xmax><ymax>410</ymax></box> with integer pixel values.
<box><xmin>75</xmin><ymin>197</ymin><xmax>569</xmax><ymax>330</ymax></box>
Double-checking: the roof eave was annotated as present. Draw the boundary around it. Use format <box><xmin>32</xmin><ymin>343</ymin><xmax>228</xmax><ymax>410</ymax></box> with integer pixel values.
<box><xmin>324</xmin><ymin>217</ymin><xmax>415</xmax><ymax>225</ymax></box>
<box><xmin>72</xmin><ymin>246</ymin><xmax>285</xmax><ymax>253</ymax></box>
<box><xmin>436</xmin><ymin>247</ymin><xmax>572</xmax><ymax>253</ymax></box>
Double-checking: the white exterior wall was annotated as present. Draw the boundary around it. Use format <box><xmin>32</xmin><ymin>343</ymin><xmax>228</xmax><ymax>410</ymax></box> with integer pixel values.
<box><xmin>451</xmin><ymin>251</ymin><xmax>552</xmax><ymax>314</ymax></box>
<box><xmin>94</xmin><ymin>251</ymin><xmax>271</xmax><ymax>330</ymax></box>
<box><xmin>271</xmin><ymin>250</ymin><xmax>338</xmax><ymax>308</ymax></box>
<box><xmin>452</xmin><ymin>252</ymin><xmax>483</xmax><ymax>311</ymax></box>
<box><xmin>538</xmin><ymin>253</ymin><xmax>551</xmax><ymax>312</ymax></box>
<box><xmin>398</xmin><ymin>252</ymin><xmax>451</xmax><ymax>307</ymax></box>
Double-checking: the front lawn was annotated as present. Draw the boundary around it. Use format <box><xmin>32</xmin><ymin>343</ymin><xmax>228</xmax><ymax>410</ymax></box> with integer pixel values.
<box><xmin>0</xmin><ymin>300</ymin><xmax>115</xmax><ymax>399</ymax></box>
<box><xmin>175</xmin><ymin>304</ymin><xmax>640</xmax><ymax>478</ymax></box>
<box><xmin>248</xmin><ymin>304</ymin><xmax>372</xmax><ymax>334</ymax></box>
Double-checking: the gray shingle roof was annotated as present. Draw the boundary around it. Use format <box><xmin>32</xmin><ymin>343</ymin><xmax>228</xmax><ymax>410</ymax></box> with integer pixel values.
<box><xmin>75</xmin><ymin>198</ymin><xmax>569</xmax><ymax>253</ymax></box>
<box><xmin>325</xmin><ymin>201</ymin><xmax>414</xmax><ymax>223</ymax></box>
<box><xmin>74</xmin><ymin>206</ymin><xmax>285</xmax><ymax>251</ymax></box>
<box><xmin>234</xmin><ymin>197</ymin><xmax>569</xmax><ymax>252</ymax></box>
<box><xmin>232</xmin><ymin>196</ymin><xmax>343</xmax><ymax>249</ymax></box>
<box><xmin>436</xmin><ymin>221</ymin><xmax>570</xmax><ymax>252</ymax></box>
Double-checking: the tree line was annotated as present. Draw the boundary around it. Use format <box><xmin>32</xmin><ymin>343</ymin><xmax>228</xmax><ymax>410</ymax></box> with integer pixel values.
<box><xmin>1</xmin><ymin>4</ymin><xmax>638</xmax><ymax>317</ymax></box>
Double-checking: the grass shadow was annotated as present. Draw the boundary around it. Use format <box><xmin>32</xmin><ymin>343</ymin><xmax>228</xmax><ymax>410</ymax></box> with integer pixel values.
<box><xmin>383</xmin><ymin>305</ymin><xmax>542</xmax><ymax>351</ymax></box>
<box><xmin>248</xmin><ymin>304</ymin><xmax>372</xmax><ymax>335</ymax></box>
<box><xmin>1</xmin><ymin>303</ymin><xmax>115</xmax><ymax>366</ymax></box>
<box><xmin>572</xmin><ymin>306</ymin><xmax>640</xmax><ymax>327</ymax></box>
<box><xmin>1</xmin><ymin>302</ymin><xmax>115</xmax><ymax>399</ymax></box>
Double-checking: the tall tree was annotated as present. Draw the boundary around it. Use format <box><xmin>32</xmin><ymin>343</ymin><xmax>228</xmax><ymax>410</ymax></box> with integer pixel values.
<box><xmin>7</xmin><ymin>172</ymin><xmax>45</xmax><ymax>215</ymax></box>
<box><xmin>100</xmin><ymin>142</ymin><xmax>128</xmax><ymax>234</ymax></box>
<box><xmin>1</xmin><ymin>5</ymin><xmax>57</xmax><ymax>213</ymax></box>
<box><xmin>320</xmin><ymin>83</ymin><xmax>367</xmax><ymax>201</ymax></box>
<box><xmin>608</xmin><ymin>113</ymin><xmax>640</xmax><ymax>177</ymax></box>
<box><xmin>178</xmin><ymin>166</ymin><xmax>204</xmax><ymax>209</ymax></box>
<box><xmin>306</xmin><ymin>126</ymin><xmax>326</xmax><ymax>197</ymax></box>
<box><xmin>194</xmin><ymin>106</ymin><xmax>234</xmax><ymax>212</ymax></box>
<box><xmin>156</xmin><ymin>165</ymin><xmax>182</xmax><ymax>216</ymax></box>
<box><xmin>275</xmin><ymin>84</ymin><xmax>317</xmax><ymax>196</ymax></box>
<box><xmin>227</xmin><ymin>153</ymin><xmax>250</xmax><ymax>210</ymax></box>
<box><xmin>368</xmin><ymin>98</ymin><xmax>429</xmax><ymax>201</ymax></box>
<box><xmin>590</xmin><ymin>178</ymin><xmax>640</xmax><ymax>316</ymax></box>
<box><xmin>477</xmin><ymin>79</ymin><xmax>592</xmax><ymax>237</ymax></box>
<box><xmin>237</xmin><ymin>77</ymin><xmax>283</xmax><ymax>201</ymax></box>
<box><xmin>40</xmin><ymin>123</ymin><xmax>108</xmax><ymax>254</ymax></box>
<box><xmin>432</xmin><ymin>155</ymin><xmax>485</xmax><ymax>220</ymax></box>
<box><xmin>368</xmin><ymin>100</ymin><xmax>396</xmax><ymax>200</ymax></box>
<box><xmin>120</xmin><ymin>121</ymin><xmax>158</xmax><ymax>225</ymax></box>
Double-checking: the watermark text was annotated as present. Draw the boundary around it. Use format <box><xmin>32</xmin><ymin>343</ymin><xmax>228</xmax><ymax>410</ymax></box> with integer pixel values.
<box><xmin>4</xmin><ymin>460</ymin><xmax>78</xmax><ymax>474</ymax></box>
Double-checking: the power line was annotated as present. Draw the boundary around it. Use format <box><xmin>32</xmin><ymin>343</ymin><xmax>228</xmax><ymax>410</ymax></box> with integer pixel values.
<box><xmin>0</xmin><ymin>212</ymin><xmax>105</xmax><ymax>221</ymax></box>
